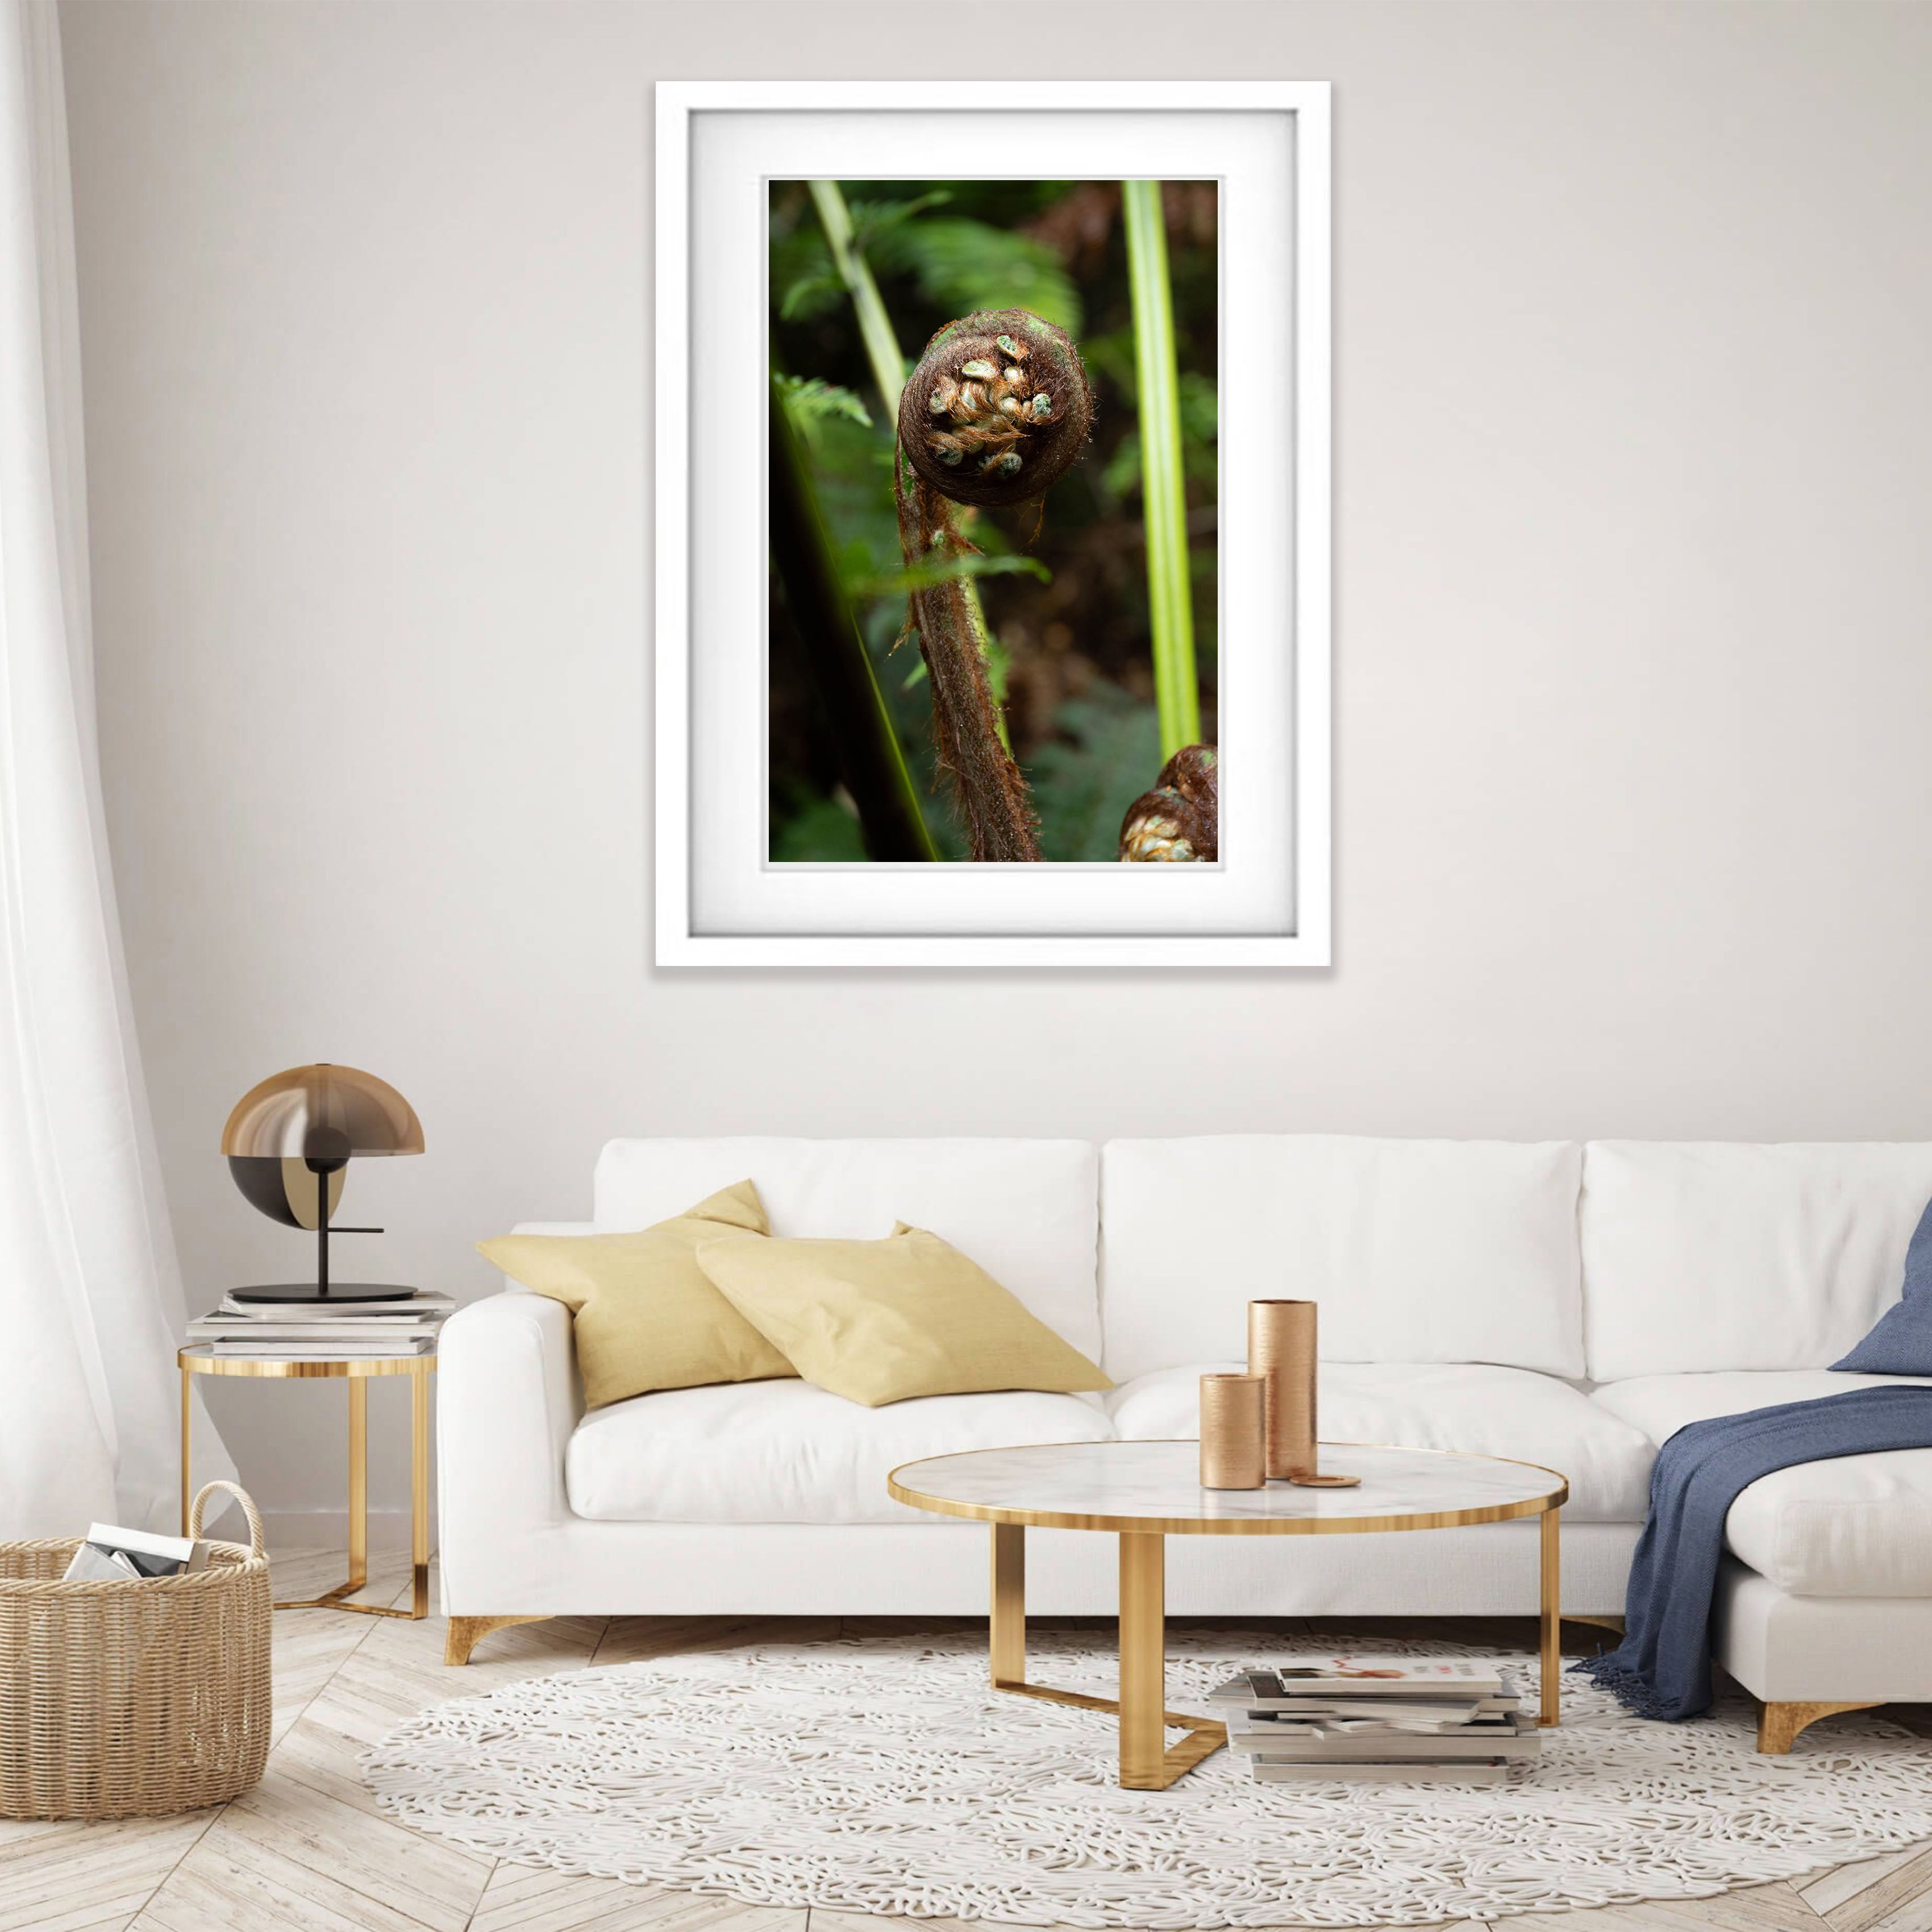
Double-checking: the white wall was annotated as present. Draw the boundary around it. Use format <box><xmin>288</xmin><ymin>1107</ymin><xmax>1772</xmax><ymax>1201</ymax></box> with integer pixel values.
<box><xmin>58</xmin><ymin>0</ymin><xmax>1932</xmax><ymax>1527</ymax></box>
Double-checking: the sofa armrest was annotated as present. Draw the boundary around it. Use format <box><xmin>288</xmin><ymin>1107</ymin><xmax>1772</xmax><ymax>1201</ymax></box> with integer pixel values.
<box><xmin>437</xmin><ymin>1288</ymin><xmax>582</xmax><ymax>1610</ymax></box>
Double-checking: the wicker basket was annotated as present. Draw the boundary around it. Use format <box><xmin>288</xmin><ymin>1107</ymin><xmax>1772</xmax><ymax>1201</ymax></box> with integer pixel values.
<box><xmin>0</xmin><ymin>1481</ymin><xmax>272</xmax><ymax>1819</ymax></box>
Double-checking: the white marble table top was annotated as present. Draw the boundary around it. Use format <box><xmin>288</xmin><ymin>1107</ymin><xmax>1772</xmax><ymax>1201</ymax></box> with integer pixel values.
<box><xmin>888</xmin><ymin>1440</ymin><xmax>1567</xmax><ymax>1534</ymax></box>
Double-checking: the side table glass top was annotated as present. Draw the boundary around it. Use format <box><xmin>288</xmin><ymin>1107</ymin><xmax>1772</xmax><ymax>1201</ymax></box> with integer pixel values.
<box><xmin>889</xmin><ymin>1439</ymin><xmax>1566</xmax><ymax>1534</ymax></box>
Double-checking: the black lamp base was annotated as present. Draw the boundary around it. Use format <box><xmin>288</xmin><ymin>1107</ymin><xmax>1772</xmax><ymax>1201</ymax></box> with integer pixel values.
<box><xmin>228</xmin><ymin>1283</ymin><xmax>423</xmax><ymax>1305</ymax></box>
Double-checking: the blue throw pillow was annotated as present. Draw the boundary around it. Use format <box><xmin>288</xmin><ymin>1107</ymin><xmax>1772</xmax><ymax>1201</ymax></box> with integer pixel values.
<box><xmin>1833</xmin><ymin>1192</ymin><xmax>1932</xmax><ymax>1373</ymax></box>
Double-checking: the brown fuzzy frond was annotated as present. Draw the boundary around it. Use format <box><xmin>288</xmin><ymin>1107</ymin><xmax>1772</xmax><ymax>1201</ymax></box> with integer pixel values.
<box><xmin>884</xmin><ymin>308</ymin><xmax>1100</xmax><ymax>863</ymax></box>
<box><xmin>892</xmin><ymin>447</ymin><xmax>1039</xmax><ymax>862</ymax></box>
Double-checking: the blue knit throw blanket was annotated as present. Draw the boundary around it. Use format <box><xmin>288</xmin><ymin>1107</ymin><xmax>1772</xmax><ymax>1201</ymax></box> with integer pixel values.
<box><xmin>1574</xmin><ymin>1385</ymin><xmax>1932</xmax><ymax>1721</ymax></box>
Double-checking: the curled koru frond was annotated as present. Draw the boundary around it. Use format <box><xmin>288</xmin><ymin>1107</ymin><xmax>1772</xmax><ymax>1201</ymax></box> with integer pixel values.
<box><xmin>1119</xmin><ymin>744</ymin><xmax>1218</xmax><ymax>863</ymax></box>
<box><xmin>898</xmin><ymin>308</ymin><xmax>1094</xmax><ymax>510</ymax></box>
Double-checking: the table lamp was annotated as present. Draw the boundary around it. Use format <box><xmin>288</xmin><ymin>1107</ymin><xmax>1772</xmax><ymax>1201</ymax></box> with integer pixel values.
<box><xmin>222</xmin><ymin>1063</ymin><xmax>425</xmax><ymax>1304</ymax></box>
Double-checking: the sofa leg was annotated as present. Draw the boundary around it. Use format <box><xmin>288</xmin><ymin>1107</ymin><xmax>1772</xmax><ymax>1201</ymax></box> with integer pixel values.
<box><xmin>1756</xmin><ymin>1699</ymin><xmax>1882</xmax><ymax>1754</ymax></box>
<box><xmin>445</xmin><ymin>1614</ymin><xmax>549</xmax><ymax>1665</ymax></box>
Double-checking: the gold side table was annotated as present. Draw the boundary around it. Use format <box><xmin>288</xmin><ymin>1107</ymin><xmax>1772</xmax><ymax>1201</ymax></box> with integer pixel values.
<box><xmin>178</xmin><ymin>1349</ymin><xmax>434</xmax><ymax>1619</ymax></box>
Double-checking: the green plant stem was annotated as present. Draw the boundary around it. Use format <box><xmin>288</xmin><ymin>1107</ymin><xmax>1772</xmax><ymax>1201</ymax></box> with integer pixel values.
<box><xmin>1123</xmin><ymin>179</ymin><xmax>1201</xmax><ymax>759</ymax></box>
<box><xmin>809</xmin><ymin>180</ymin><xmax>907</xmax><ymax>405</ymax></box>
<box><xmin>769</xmin><ymin>374</ymin><xmax>939</xmax><ymax>862</ymax></box>
<box><xmin>807</xmin><ymin>178</ymin><xmax>1010</xmax><ymax>757</ymax></box>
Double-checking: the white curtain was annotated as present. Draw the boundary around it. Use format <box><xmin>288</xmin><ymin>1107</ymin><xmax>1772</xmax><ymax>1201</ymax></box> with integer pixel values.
<box><xmin>0</xmin><ymin>0</ymin><xmax>230</xmax><ymax>1535</ymax></box>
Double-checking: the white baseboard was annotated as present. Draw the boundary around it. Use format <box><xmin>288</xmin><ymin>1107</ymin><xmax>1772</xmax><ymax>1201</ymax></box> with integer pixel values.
<box><xmin>256</xmin><ymin>1506</ymin><xmax>432</xmax><ymax>1553</ymax></box>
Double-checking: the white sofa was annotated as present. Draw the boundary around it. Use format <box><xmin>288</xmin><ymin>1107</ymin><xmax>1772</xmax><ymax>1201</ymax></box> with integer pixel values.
<box><xmin>438</xmin><ymin>1136</ymin><xmax>1932</xmax><ymax>1749</ymax></box>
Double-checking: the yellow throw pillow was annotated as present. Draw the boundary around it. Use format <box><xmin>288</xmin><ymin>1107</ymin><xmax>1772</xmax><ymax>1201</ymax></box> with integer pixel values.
<box><xmin>693</xmin><ymin>1223</ymin><xmax>1111</xmax><ymax>1408</ymax></box>
<box><xmin>477</xmin><ymin>1180</ymin><xmax>793</xmax><ymax>1408</ymax></box>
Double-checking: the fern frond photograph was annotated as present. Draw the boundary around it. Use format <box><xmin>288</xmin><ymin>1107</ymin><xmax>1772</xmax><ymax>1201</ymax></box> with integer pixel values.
<box><xmin>768</xmin><ymin>178</ymin><xmax>1218</xmax><ymax>865</ymax></box>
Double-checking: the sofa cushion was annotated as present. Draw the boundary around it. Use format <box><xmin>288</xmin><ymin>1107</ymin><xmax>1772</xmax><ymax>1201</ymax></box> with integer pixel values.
<box><xmin>1105</xmin><ymin>1361</ymin><xmax>1651</xmax><ymax>1521</ymax></box>
<box><xmin>1592</xmin><ymin>1371</ymin><xmax>1932</xmax><ymax>1596</ymax></box>
<box><xmin>696</xmin><ymin>1226</ymin><xmax>1110</xmax><ymax>1407</ymax></box>
<box><xmin>565</xmin><ymin>1379</ymin><xmax>1113</xmax><ymax>1523</ymax></box>
<box><xmin>594</xmin><ymin>1139</ymin><xmax>1101</xmax><ymax>1360</ymax></box>
<box><xmin>1581</xmin><ymin>1142</ymin><xmax>1932</xmax><ymax>1380</ymax></box>
<box><xmin>1099</xmin><ymin>1137</ymin><xmax>1584</xmax><ymax>1382</ymax></box>
<box><xmin>478</xmin><ymin>1182</ymin><xmax>790</xmax><ymax>1408</ymax></box>
<box><xmin>1834</xmin><ymin>1194</ymin><xmax>1932</xmax><ymax>1374</ymax></box>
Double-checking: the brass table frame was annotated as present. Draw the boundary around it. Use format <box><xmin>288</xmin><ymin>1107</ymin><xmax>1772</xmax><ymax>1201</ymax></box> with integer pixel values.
<box><xmin>890</xmin><ymin>1442</ymin><xmax>1568</xmax><ymax>1791</ymax></box>
<box><xmin>178</xmin><ymin>1349</ymin><xmax>434</xmax><ymax>1619</ymax></box>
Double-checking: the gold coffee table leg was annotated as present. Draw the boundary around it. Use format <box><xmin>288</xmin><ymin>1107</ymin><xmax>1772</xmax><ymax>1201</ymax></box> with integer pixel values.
<box><xmin>1540</xmin><ymin>1504</ymin><xmax>1562</xmax><ymax>1726</ymax></box>
<box><xmin>1119</xmin><ymin>1531</ymin><xmax>1167</xmax><ymax>1787</ymax></box>
<box><xmin>1119</xmin><ymin>1531</ymin><xmax>1225</xmax><ymax>1789</ymax></box>
<box><xmin>991</xmin><ymin>1523</ymin><xmax>1025</xmax><ymax>1687</ymax></box>
<box><xmin>985</xmin><ymin>1522</ymin><xmax>1224</xmax><ymax>1789</ymax></box>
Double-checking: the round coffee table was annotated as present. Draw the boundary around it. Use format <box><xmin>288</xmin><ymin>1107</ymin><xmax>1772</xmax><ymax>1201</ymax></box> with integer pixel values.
<box><xmin>888</xmin><ymin>1439</ymin><xmax>1568</xmax><ymax>1790</ymax></box>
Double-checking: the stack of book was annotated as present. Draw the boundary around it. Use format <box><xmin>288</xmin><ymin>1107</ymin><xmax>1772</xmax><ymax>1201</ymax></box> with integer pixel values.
<box><xmin>1207</xmin><ymin>1658</ymin><xmax>1539</xmax><ymax>1784</ymax></box>
<box><xmin>185</xmin><ymin>1292</ymin><xmax>453</xmax><ymax>1359</ymax></box>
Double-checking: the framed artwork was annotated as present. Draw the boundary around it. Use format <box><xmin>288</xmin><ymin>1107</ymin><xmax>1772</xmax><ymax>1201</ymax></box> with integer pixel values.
<box><xmin>656</xmin><ymin>81</ymin><xmax>1329</xmax><ymax>967</ymax></box>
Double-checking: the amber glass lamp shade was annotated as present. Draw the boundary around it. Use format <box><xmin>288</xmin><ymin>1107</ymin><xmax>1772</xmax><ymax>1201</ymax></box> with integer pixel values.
<box><xmin>222</xmin><ymin>1063</ymin><xmax>424</xmax><ymax>1164</ymax></box>
<box><xmin>222</xmin><ymin>1064</ymin><xmax>424</xmax><ymax>1303</ymax></box>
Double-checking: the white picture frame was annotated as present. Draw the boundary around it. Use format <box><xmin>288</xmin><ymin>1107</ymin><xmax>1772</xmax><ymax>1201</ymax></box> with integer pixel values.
<box><xmin>656</xmin><ymin>81</ymin><xmax>1330</xmax><ymax>968</ymax></box>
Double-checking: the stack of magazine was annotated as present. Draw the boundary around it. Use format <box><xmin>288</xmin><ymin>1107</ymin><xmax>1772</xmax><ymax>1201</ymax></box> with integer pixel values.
<box><xmin>63</xmin><ymin>1522</ymin><xmax>208</xmax><ymax>1583</ymax></box>
<box><xmin>185</xmin><ymin>1292</ymin><xmax>453</xmax><ymax>1359</ymax></box>
<box><xmin>1207</xmin><ymin>1658</ymin><xmax>1539</xmax><ymax>1784</ymax></box>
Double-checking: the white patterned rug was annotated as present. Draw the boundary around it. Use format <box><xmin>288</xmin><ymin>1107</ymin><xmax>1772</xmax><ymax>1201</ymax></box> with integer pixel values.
<box><xmin>362</xmin><ymin>1630</ymin><xmax>1932</xmax><ymax>1927</ymax></box>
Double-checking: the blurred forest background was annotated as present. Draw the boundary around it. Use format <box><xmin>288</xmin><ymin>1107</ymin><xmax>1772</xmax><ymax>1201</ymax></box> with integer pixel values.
<box><xmin>769</xmin><ymin>179</ymin><xmax>1218</xmax><ymax>861</ymax></box>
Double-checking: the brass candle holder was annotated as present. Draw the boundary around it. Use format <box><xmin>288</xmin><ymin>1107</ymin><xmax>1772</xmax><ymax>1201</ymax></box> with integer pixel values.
<box><xmin>1198</xmin><ymin>1373</ymin><xmax>1266</xmax><ymax>1489</ymax></box>
<box><xmin>1247</xmin><ymin>1298</ymin><xmax>1360</xmax><ymax>1488</ymax></box>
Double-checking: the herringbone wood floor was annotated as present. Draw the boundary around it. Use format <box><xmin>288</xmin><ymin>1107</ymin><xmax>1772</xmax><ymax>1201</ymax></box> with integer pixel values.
<box><xmin>5</xmin><ymin>1550</ymin><xmax>1930</xmax><ymax>1932</ymax></box>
